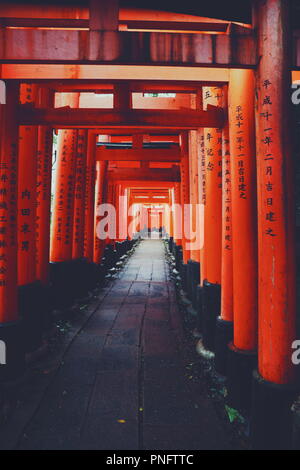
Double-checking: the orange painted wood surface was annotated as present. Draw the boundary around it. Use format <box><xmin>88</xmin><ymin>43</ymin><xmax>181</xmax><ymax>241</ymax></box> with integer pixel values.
<box><xmin>202</xmin><ymin>87</ymin><xmax>222</xmax><ymax>285</ymax></box>
<box><xmin>83</xmin><ymin>132</ymin><xmax>97</xmax><ymax>262</ymax></box>
<box><xmin>72</xmin><ymin>129</ymin><xmax>88</xmax><ymax>260</ymax></box>
<box><xmin>18</xmin><ymin>84</ymin><xmax>39</xmax><ymax>286</ymax></box>
<box><xmin>255</xmin><ymin>0</ymin><xmax>296</xmax><ymax>384</ymax></box>
<box><xmin>228</xmin><ymin>69</ymin><xmax>257</xmax><ymax>351</ymax></box>
<box><xmin>0</xmin><ymin>82</ymin><xmax>19</xmax><ymax>322</ymax></box>
<box><xmin>180</xmin><ymin>133</ymin><xmax>190</xmax><ymax>263</ymax></box>
<box><xmin>50</xmin><ymin>93</ymin><xmax>79</xmax><ymax>263</ymax></box>
<box><xmin>220</xmin><ymin>86</ymin><xmax>233</xmax><ymax>322</ymax></box>
<box><xmin>17</xmin><ymin>107</ymin><xmax>224</xmax><ymax>130</ymax></box>
<box><xmin>36</xmin><ymin>88</ymin><xmax>54</xmax><ymax>284</ymax></box>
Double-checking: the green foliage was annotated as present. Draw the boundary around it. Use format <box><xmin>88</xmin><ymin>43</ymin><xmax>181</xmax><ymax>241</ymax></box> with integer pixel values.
<box><xmin>225</xmin><ymin>405</ymin><xmax>245</xmax><ymax>424</ymax></box>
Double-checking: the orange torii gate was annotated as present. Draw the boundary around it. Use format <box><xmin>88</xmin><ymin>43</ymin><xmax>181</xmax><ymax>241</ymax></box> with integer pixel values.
<box><xmin>0</xmin><ymin>0</ymin><xmax>298</xmax><ymax>450</ymax></box>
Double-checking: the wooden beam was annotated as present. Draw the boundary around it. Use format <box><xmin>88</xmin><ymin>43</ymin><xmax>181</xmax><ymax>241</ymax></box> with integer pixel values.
<box><xmin>108</xmin><ymin>167</ymin><xmax>180</xmax><ymax>182</ymax></box>
<box><xmin>0</xmin><ymin>18</ymin><xmax>228</xmax><ymax>33</ymax></box>
<box><xmin>18</xmin><ymin>107</ymin><xmax>224</xmax><ymax>129</ymax></box>
<box><xmin>95</xmin><ymin>132</ymin><xmax>179</xmax><ymax>139</ymax></box>
<box><xmin>131</xmin><ymin>193</ymin><xmax>169</xmax><ymax>198</ymax></box>
<box><xmin>60</xmin><ymin>127</ymin><xmax>183</xmax><ymax>135</ymax></box>
<box><xmin>96</xmin><ymin>147</ymin><xmax>181</xmax><ymax>162</ymax></box>
<box><xmin>131</xmin><ymin>198</ymin><xmax>170</xmax><ymax>204</ymax></box>
<box><xmin>120</xmin><ymin>20</ymin><xmax>229</xmax><ymax>33</ymax></box>
<box><xmin>0</xmin><ymin>29</ymin><xmax>257</xmax><ymax>67</ymax></box>
<box><xmin>109</xmin><ymin>135</ymin><xmax>179</xmax><ymax>143</ymax></box>
<box><xmin>131</xmin><ymin>191</ymin><xmax>169</xmax><ymax>196</ymax></box>
<box><xmin>0</xmin><ymin>18</ymin><xmax>89</xmax><ymax>28</ymax></box>
<box><xmin>37</xmin><ymin>81</ymin><xmax>220</xmax><ymax>93</ymax></box>
<box><xmin>1</xmin><ymin>64</ymin><xmax>230</xmax><ymax>82</ymax></box>
<box><xmin>119</xmin><ymin>181</ymin><xmax>174</xmax><ymax>189</ymax></box>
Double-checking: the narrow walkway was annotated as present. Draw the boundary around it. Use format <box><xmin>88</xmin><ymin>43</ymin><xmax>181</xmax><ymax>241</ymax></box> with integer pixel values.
<box><xmin>0</xmin><ymin>240</ymin><xmax>230</xmax><ymax>450</ymax></box>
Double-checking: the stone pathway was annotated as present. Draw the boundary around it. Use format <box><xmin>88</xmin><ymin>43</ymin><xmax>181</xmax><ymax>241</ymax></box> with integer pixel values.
<box><xmin>0</xmin><ymin>240</ymin><xmax>231</xmax><ymax>450</ymax></box>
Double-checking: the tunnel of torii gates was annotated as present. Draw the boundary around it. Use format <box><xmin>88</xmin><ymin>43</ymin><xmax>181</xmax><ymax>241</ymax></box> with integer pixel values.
<box><xmin>0</xmin><ymin>0</ymin><xmax>299</xmax><ymax>449</ymax></box>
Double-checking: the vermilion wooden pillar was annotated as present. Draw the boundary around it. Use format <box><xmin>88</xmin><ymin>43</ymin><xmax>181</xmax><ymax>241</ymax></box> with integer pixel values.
<box><xmin>214</xmin><ymin>85</ymin><xmax>234</xmax><ymax>374</ymax></box>
<box><xmin>171</xmin><ymin>182</ymin><xmax>184</xmax><ymax>274</ymax></box>
<box><xmin>180</xmin><ymin>132</ymin><xmax>190</xmax><ymax>264</ymax></box>
<box><xmin>0</xmin><ymin>83</ymin><xmax>18</xmax><ymax>323</ymax></box>
<box><xmin>50</xmin><ymin>127</ymin><xmax>78</xmax><ymax>262</ymax></box>
<box><xmin>94</xmin><ymin>160</ymin><xmax>107</xmax><ymax>264</ymax></box>
<box><xmin>201</xmin><ymin>87</ymin><xmax>222</xmax><ymax>351</ymax></box>
<box><xmin>36</xmin><ymin>88</ymin><xmax>54</xmax><ymax>285</ymax></box>
<box><xmin>252</xmin><ymin>0</ymin><xmax>297</xmax><ymax>450</ymax></box>
<box><xmin>229</xmin><ymin>71</ymin><xmax>257</xmax><ymax>355</ymax></box>
<box><xmin>118</xmin><ymin>184</ymin><xmax>128</xmax><ymax>241</ymax></box>
<box><xmin>104</xmin><ymin>180</ymin><xmax>115</xmax><ymax>243</ymax></box>
<box><xmin>186</xmin><ymin>130</ymin><xmax>201</xmax><ymax>308</ymax></box>
<box><xmin>188</xmin><ymin>130</ymin><xmax>200</xmax><ymax>263</ymax></box>
<box><xmin>83</xmin><ymin>132</ymin><xmax>97</xmax><ymax>262</ymax></box>
<box><xmin>18</xmin><ymin>83</ymin><xmax>44</xmax><ymax>352</ymax></box>
<box><xmin>168</xmin><ymin>190</ymin><xmax>174</xmax><ymax>240</ymax></box>
<box><xmin>173</xmin><ymin>182</ymin><xmax>182</xmax><ymax>247</ymax></box>
<box><xmin>179</xmin><ymin>133</ymin><xmax>191</xmax><ymax>294</ymax></box>
<box><xmin>72</xmin><ymin>129</ymin><xmax>87</xmax><ymax>260</ymax></box>
<box><xmin>115</xmin><ymin>183</ymin><xmax>122</xmax><ymax>240</ymax></box>
<box><xmin>198</xmin><ymin>128</ymin><xmax>206</xmax><ymax>282</ymax></box>
<box><xmin>220</xmin><ymin>86</ymin><xmax>233</xmax><ymax>323</ymax></box>
<box><xmin>140</xmin><ymin>200</ymin><xmax>148</xmax><ymax>237</ymax></box>
<box><xmin>226</xmin><ymin>70</ymin><xmax>258</xmax><ymax>409</ymax></box>
<box><xmin>122</xmin><ymin>187</ymin><xmax>129</xmax><ymax>239</ymax></box>
<box><xmin>50</xmin><ymin>94</ymin><xmax>79</xmax><ymax>263</ymax></box>
<box><xmin>127</xmin><ymin>188</ymin><xmax>134</xmax><ymax>240</ymax></box>
<box><xmin>159</xmin><ymin>210</ymin><xmax>163</xmax><ymax>237</ymax></box>
<box><xmin>18</xmin><ymin>84</ymin><xmax>39</xmax><ymax>287</ymax></box>
<box><xmin>202</xmin><ymin>87</ymin><xmax>222</xmax><ymax>285</ymax></box>
<box><xmin>50</xmin><ymin>93</ymin><xmax>79</xmax><ymax>307</ymax></box>
<box><xmin>0</xmin><ymin>81</ymin><xmax>24</xmax><ymax>379</ymax></box>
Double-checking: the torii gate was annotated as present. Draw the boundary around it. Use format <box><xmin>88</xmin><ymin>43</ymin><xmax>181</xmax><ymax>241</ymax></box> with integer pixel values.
<box><xmin>0</xmin><ymin>0</ymin><xmax>298</xmax><ymax>450</ymax></box>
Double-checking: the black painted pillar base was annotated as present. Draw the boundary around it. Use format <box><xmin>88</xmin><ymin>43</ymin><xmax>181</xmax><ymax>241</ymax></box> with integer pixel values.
<box><xmin>180</xmin><ymin>262</ymin><xmax>188</xmax><ymax>293</ymax></box>
<box><xmin>196</xmin><ymin>285</ymin><xmax>203</xmax><ymax>332</ymax></box>
<box><xmin>86</xmin><ymin>261</ymin><xmax>105</xmax><ymax>291</ymax></box>
<box><xmin>39</xmin><ymin>283</ymin><xmax>53</xmax><ymax>331</ymax></box>
<box><xmin>174</xmin><ymin>244</ymin><xmax>183</xmax><ymax>271</ymax></box>
<box><xmin>226</xmin><ymin>342</ymin><xmax>257</xmax><ymax>412</ymax></box>
<box><xmin>171</xmin><ymin>241</ymin><xmax>176</xmax><ymax>258</ymax></box>
<box><xmin>103</xmin><ymin>244</ymin><xmax>118</xmax><ymax>271</ymax></box>
<box><xmin>214</xmin><ymin>317</ymin><xmax>233</xmax><ymax>376</ymax></box>
<box><xmin>188</xmin><ymin>260</ymin><xmax>200</xmax><ymax>309</ymax></box>
<box><xmin>0</xmin><ymin>322</ymin><xmax>25</xmax><ymax>382</ymax></box>
<box><xmin>49</xmin><ymin>261</ymin><xmax>77</xmax><ymax>309</ymax></box>
<box><xmin>71</xmin><ymin>258</ymin><xmax>89</xmax><ymax>298</ymax></box>
<box><xmin>18</xmin><ymin>281</ymin><xmax>45</xmax><ymax>352</ymax></box>
<box><xmin>116</xmin><ymin>240</ymin><xmax>129</xmax><ymax>259</ymax></box>
<box><xmin>202</xmin><ymin>280</ymin><xmax>221</xmax><ymax>351</ymax></box>
<box><xmin>96</xmin><ymin>263</ymin><xmax>106</xmax><ymax>285</ymax></box>
<box><xmin>250</xmin><ymin>370</ymin><xmax>296</xmax><ymax>450</ymax></box>
<box><xmin>186</xmin><ymin>260</ymin><xmax>194</xmax><ymax>300</ymax></box>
